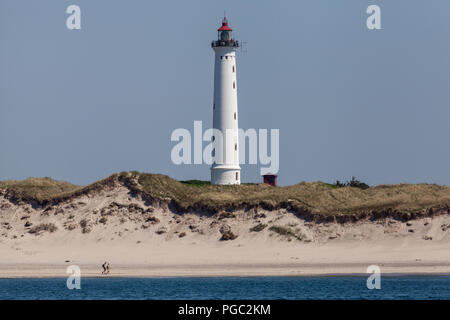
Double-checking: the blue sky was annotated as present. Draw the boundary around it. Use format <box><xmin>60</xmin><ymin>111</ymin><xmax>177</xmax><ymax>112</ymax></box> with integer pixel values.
<box><xmin>1</xmin><ymin>0</ymin><xmax>450</xmax><ymax>186</ymax></box>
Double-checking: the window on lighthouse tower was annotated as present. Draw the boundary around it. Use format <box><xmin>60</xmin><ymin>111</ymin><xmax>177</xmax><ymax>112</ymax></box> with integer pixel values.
<box><xmin>233</xmin><ymin>81</ymin><xmax>235</xmax><ymax>89</ymax></box>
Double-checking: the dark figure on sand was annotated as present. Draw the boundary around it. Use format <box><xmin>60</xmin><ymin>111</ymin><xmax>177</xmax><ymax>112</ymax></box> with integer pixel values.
<box><xmin>102</xmin><ymin>261</ymin><xmax>110</xmax><ymax>275</ymax></box>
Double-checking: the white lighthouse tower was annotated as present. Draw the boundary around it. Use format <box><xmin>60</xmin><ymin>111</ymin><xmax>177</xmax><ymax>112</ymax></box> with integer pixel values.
<box><xmin>211</xmin><ymin>16</ymin><xmax>241</xmax><ymax>185</ymax></box>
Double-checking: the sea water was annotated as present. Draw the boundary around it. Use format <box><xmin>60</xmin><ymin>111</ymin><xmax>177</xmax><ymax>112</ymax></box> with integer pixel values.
<box><xmin>0</xmin><ymin>276</ymin><xmax>449</xmax><ymax>300</ymax></box>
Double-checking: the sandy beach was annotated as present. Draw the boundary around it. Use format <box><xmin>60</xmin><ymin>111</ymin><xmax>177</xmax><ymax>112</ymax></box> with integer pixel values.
<box><xmin>2</xmin><ymin>241</ymin><xmax>450</xmax><ymax>278</ymax></box>
<box><xmin>2</xmin><ymin>220</ymin><xmax>450</xmax><ymax>278</ymax></box>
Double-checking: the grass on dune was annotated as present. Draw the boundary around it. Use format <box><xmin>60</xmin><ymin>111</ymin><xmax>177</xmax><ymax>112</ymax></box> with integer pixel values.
<box><xmin>133</xmin><ymin>172</ymin><xmax>450</xmax><ymax>214</ymax></box>
<box><xmin>0</xmin><ymin>177</ymin><xmax>81</xmax><ymax>202</ymax></box>
<box><xmin>1</xmin><ymin>172</ymin><xmax>450</xmax><ymax>215</ymax></box>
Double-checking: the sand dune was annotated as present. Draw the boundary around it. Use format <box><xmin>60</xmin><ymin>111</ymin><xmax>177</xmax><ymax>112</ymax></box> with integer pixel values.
<box><xmin>1</xmin><ymin>178</ymin><xmax>450</xmax><ymax>277</ymax></box>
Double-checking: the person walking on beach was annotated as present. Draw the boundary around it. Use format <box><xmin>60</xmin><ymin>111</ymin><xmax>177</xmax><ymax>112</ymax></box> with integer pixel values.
<box><xmin>101</xmin><ymin>261</ymin><xmax>108</xmax><ymax>274</ymax></box>
<box><xmin>106</xmin><ymin>262</ymin><xmax>111</xmax><ymax>274</ymax></box>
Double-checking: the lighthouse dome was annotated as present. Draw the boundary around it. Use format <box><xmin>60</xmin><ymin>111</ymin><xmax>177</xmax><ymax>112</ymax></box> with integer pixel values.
<box><xmin>217</xmin><ymin>17</ymin><xmax>232</xmax><ymax>31</ymax></box>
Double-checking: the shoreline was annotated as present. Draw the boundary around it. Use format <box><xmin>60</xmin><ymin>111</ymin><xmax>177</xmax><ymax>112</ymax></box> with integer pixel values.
<box><xmin>3</xmin><ymin>274</ymin><xmax>450</xmax><ymax>279</ymax></box>
<box><xmin>2</xmin><ymin>262</ymin><xmax>450</xmax><ymax>279</ymax></box>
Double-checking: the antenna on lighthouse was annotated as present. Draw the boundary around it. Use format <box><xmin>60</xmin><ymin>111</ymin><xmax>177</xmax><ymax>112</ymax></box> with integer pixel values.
<box><xmin>240</xmin><ymin>40</ymin><xmax>248</xmax><ymax>53</ymax></box>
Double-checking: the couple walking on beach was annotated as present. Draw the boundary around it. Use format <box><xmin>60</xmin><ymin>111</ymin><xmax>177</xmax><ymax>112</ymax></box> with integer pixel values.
<box><xmin>102</xmin><ymin>261</ymin><xmax>111</xmax><ymax>275</ymax></box>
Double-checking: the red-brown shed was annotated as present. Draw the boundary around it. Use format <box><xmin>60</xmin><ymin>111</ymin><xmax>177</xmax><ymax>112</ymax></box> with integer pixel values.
<box><xmin>263</xmin><ymin>174</ymin><xmax>277</xmax><ymax>187</ymax></box>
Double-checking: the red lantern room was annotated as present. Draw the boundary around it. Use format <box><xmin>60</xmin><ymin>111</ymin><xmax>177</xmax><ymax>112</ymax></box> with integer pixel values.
<box><xmin>218</xmin><ymin>16</ymin><xmax>232</xmax><ymax>41</ymax></box>
<box><xmin>212</xmin><ymin>16</ymin><xmax>239</xmax><ymax>48</ymax></box>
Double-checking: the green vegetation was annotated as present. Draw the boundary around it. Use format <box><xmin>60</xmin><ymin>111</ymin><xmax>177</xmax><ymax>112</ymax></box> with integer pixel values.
<box><xmin>269</xmin><ymin>225</ymin><xmax>302</xmax><ymax>241</ymax></box>
<box><xmin>180</xmin><ymin>180</ymin><xmax>211</xmax><ymax>187</ymax></box>
<box><xmin>220</xmin><ymin>230</ymin><xmax>237</xmax><ymax>241</ymax></box>
<box><xmin>250</xmin><ymin>223</ymin><xmax>267</xmax><ymax>232</ymax></box>
<box><xmin>334</xmin><ymin>177</ymin><xmax>370</xmax><ymax>190</ymax></box>
<box><xmin>79</xmin><ymin>219</ymin><xmax>91</xmax><ymax>233</ymax></box>
<box><xmin>0</xmin><ymin>177</ymin><xmax>81</xmax><ymax>202</ymax></box>
<box><xmin>29</xmin><ymin>223</ymin><xmax>58</xmax><ymax>234</ymax></box>
<box><xmin>1</xmin><ymin>172</ymin><xmax>450</xmax><ymax>216</ymax></box>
